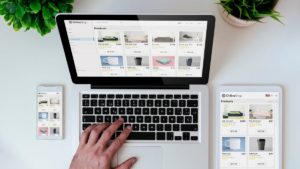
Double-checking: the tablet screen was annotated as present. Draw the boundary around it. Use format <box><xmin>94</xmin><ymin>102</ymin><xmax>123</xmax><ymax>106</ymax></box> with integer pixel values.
<box><xmin>219</xmin><ymin>92</ymin><xmax>280</xmax><ymax>169</ymax></box>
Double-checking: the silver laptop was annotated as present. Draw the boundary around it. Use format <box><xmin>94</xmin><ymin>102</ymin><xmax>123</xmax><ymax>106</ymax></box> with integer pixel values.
<box><xmin>56</xmin><ymin>14</ymin><xmax>215</xmax><ymax>169</ymax></box>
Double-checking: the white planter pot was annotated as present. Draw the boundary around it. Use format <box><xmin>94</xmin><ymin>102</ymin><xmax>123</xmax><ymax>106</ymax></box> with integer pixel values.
<box><xmin>218</xmin><ymin>6</ymin><xmax>256</xmax><ymax>27</ymax></box>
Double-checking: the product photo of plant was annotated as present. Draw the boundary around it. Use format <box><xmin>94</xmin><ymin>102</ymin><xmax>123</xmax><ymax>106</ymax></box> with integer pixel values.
<box><xmin>217</xmin><ymin>0</ymin><xmax>282</xmax><ymax>27</ymax></box>
<box><xmin>0</xmin><ymin>0</ymin><xmax>74</xmax><ymax>36</ymax></box>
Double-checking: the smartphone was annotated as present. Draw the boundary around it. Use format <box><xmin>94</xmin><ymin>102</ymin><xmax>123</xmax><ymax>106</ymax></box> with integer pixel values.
<box><xmin>36</xmin><ymin>85</ymin><xmax>63</xmax><ymax>139</ymax></box>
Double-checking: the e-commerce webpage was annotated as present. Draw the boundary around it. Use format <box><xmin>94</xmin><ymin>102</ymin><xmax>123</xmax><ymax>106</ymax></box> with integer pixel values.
<box><xmin>219</xmin><ymin>92</ymin><xmax>280</xmax><ymax>169</ymax></box>
<box><xmin>64</xmin><ymin>20</ymin><xmax>208</xmax><ymax>77</ymax></box>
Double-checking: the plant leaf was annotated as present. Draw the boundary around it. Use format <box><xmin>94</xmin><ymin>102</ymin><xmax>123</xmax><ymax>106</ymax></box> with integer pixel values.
<box><xmin>15</xmin><ymin>5</ymin><xmax>25</xmax><ymax>19</ymax></box>
<box><xmin>42</xmin><ymin>6</ymin><xmax>51</xmax><ymax>19</ymax></box>
<box><xmin>48</xmin><ymin>2</ymin><xmax>59</xmax><ymax>12</ymax></box>
<box><xmin>13</xmin><ymin>18</ymin><xmax>22</xmax><ymax>31</ymax></box>
<box><xmin>21</xmin><ymin>13</ymin><xmax>31</xmax><ymax>28</ymax></box>
<box><xmin>30</xmin><ymin>0</ymin><xmax>41</xmax><ymax>14</ymax></box>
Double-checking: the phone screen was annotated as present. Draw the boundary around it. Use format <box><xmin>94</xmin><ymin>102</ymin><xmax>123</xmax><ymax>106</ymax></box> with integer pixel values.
<box><xmin>219</xmin><ymin>92</ymin><xmax>280</xmax><ymax>169</ymax></box>
<box><xmin>37</xmin><ymin>86</ymin><xmax>63</xmax><ymax>139</ymax></box>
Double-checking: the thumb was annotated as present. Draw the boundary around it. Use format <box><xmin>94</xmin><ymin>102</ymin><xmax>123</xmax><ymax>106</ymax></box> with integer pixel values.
<box><xmin>115</xmin><ymin>157</ymin><xmax>137</xmax><ymax>169</ymax></box>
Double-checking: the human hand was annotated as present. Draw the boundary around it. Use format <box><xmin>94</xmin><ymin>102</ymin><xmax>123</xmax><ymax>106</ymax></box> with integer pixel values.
<box><xmin>69</xmin><ymin>118</ymin><xmax>137</xmax><ymax>169</ymax></box>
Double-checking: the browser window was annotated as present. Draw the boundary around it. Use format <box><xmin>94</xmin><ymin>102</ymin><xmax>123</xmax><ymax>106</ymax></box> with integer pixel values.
<box><xmin>64</xmin><ymin>20</ymin><xmax>208</xmax><ymax>77</ymax></box>
<box><xmin>219</xmin><ymin>92</ymin><xmax>280</xmax><ymax>169</ymax></box>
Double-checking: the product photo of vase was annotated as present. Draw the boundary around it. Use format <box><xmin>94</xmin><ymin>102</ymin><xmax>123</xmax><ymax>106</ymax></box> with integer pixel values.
<box><xmin>186</xmin><ymin>58</ymin><xmax>193</xmax><ymax>66</ymax></box>
<box><xmin>257</xmin><ymin>139</ymin><xmax>266</xmax><ymax>151</ymax></box>
<box><xmin>134</xmin><ymin>57</ymin><xmax>143</xmax><ymax>66</ymax></box>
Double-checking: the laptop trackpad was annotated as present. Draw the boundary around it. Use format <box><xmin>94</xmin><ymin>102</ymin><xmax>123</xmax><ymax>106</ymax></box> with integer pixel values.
<box><xmin>117</xmin><ymin>146</ymin><xmax>163</xmax><ymax>169</ymax></box>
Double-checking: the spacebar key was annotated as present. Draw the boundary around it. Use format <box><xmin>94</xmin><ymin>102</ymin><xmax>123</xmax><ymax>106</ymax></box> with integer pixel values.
<box><xmin>127</xmin><ymin>132</ymin><xmax>155</xmax><ymax>140</ymax></box>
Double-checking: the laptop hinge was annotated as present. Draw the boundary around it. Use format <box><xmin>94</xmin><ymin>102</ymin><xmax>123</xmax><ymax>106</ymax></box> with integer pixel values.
<box><xmin>91</xmin><ymin>84</ymin><xmax>189</xmax><ymax>89</ymax></box>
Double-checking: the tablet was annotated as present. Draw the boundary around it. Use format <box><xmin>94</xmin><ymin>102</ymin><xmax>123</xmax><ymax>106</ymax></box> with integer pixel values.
<box><xmin>216</xmin><ymin>85</ymin><xmax>282</xmax><ymax>169</ymax></box>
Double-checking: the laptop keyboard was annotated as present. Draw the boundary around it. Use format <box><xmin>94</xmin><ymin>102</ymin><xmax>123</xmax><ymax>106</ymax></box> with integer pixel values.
<box><xmin>81</xmin><ymin>93</ymin><xmax>200</xmax><ymax>142</ymax></box>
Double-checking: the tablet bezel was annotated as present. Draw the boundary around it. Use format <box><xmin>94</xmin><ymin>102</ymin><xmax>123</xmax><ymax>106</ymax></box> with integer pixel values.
<box><xmin>216</xmin><ymin>85</ymin><xmax>282</xmax><ymax>169</ymax></box>
<box><xmin>56</xmin><ymin>14</ymin><xmax>215</xmax><ymax>86</ymax></box>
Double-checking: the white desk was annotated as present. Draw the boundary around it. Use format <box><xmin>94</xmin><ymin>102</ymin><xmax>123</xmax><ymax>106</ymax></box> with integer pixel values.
<box><xmin>0</xmin><ymin>0</ymin><xmax>299</xmax><ymax>169</ymax></box>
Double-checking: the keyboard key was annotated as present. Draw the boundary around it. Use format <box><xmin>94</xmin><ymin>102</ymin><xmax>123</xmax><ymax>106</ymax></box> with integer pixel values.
<box><xmin>114</xmin><ymin>100</ymin><xmax>121</xmax><ymax>106</ymax></box>
<box><xmin>91</xmin><ymin>100</ymin><xmax>97</xmax><ymax>106</ymax></box>
<box><xmin>134</xmin><ymin>108</ymin><xmax>142</xmax><ymax>115</ymax></box>
<box><xmin>97</xmin><ymin>116</ymin><xmax>103</xmax><ymax>122</ymax></box>
<box><xmin>185</xmin><ymin>116</ymin><xmax>192</xmax><ymax>123</ymax></box>
<box><xmin>141</xmin><ymin>124</ymin><xmax>147</xmax><ymax>131</ymax></box>
<box><xmin>103</xmin><ymin>108</ymin><xmax>109</xmax><ymax>114</ymax></box>
<box><xmin>147</xmin><ymin>100</ymin><xmax>154</xmax><ymax>107</ymax></box>
<box><xmin>187</xmin><ymin>100</ymin><xmax>198</xmax><ymax>107</ymax></box>
<box><xmin>111</xmin><ymin>108</ymin><xmax>117</xmax><ymax>114</ymax></box>
<box><xmin>173</xmin><ymin>124</ymin><xmax>180</xmax><ymax>131</ymax></box>
<box><xmin>122</xmin><ymin>100</ymin><xmax>129</xmax><ymax>107</ymax></box>
<box><xmin>181</xmin><ymin>124</ymin><xmax>198</xmax><ymax>131</ymax></box>
<box><xmin>137</xmin><ymin>116</ymin><xmax>143</xmax><ymax>123</ymax></box>
<box><xmin>157</xmin><ymin>124</ymin><xmax>163</xmax><ymax>131</ymax></box>
<box><xmin>149</xmin><ymin>124</ymin><xmax>155</xmax><ymax>131</ymax></box>
<box><xmin>155</xmin><ymin>100</ymin><xmax>161</xmax><ymax>107</ymax></box>
<box><xmin>163</xmin><ymin>100</ymin><xmax>170</xmax><ymax>107</ymax></box>
<box><xmin>183</xmin><ymin>132</ymin><xmax>190</xmax><ymax>140</ymax></box>
<box><xmin>169</xmin><ymin>116</ymin><xmax>176</xmax><ymax>123</ymax></box>
<box><xmin>167</xmin><ymin>132</ymin><xmax>174</xmax><ymax>140</ymax></box>
<box><xmin>99</xmin><ymin>94</ymin><xmax>106</xmax><ymax>98</ymax></box>
<box><xmin>91</xmin><ymin>94</ymin><xmax>98</xmax><ymax>98</ymax></box>
<box><xmin>132</xmin><ymin>124</ymin><xmax>139</xmax><ymax>131</ymax></box>
<box><xmin>159</xmin><ymin>108</ymin><xmax>165</xmax><ymax>115</ymax></box>
<box><xmin>149</xmin><ymin>94</ymin><xmax>156</xmax><ymax>99</ymax></box>
<box><xmin>129</xmin><ymin>116</ymin><xmax>135</xmax><ymax>123</ymax></box>
<box><xmin>82</xmin><ymin>116</ymin><xmax>95</xmax><ymax>122</ymax></box>
<box><xmin>141</xmin><ymin>95</ymin><xmax>148</xmax><ymax>99</ymax></box>
<box><xmin>171</xmin><ymin>100</ymin><xmax>178</xmax><ymax>107</ymax></box>
<box><xmin>106</xmin><ymin>100</ymin><xmax>113</xmax><ymax>106</ymax></box>
<box><xmin>157</xmin><ymin>132</ymin><xmax>165</xmax><ymax>140</ymax></box>
<box><xmin>161</xmin><ymin>116</ymin><xmax>167</xmax><ymax>123</ymax></box>
<box><xmin>82</xmin><ymin>94</ymin><xmax>90</xmax><ymax>98</ymax></box>
<box><xmin>183</xmin><ymin>108</ymin><xmax>190</xmax><ymax>115</ymax></box>
<box><xmin>82</xmin><ymin>100</ymin><xmax>89</xmax><ymax>106</ymax></box>
<box><xmin>99</xmin><ymin>100</ymin><xmax>105</xmax><ymax>106</ymax></box>
<box><xmin>113</xmin><ymin>116</ymin><xmax>119</xmax><ymax>122</ymax></box>
<box><xmin>175</xmin><ymin>136</ymin><xmax>182</xmax><ymax>140</ymax></box>
<box><xmin>175</xmin><ymin>108</ymin><xmax>182</xmax><ymax>115</ymax></box>
<box><xmin>142</xmin><ymin>108</ymin><xmax>149</xmax><ymax>115</ymax></box>
<box><xmin>153</xmin><ymin>116</ymin><xmax>160</xmax><ymax>123</ymax></box>
<box><xmin>182</xmin><ymin>95</ymin><xmax>189</xmax><ymax>99</ymax></box>
<box><xmin>131</xmin><ymin>100</ymin><xmax>138</xmax><ymax>107</ymax></box>
<box><xmin>165</xmin><ymin>124</ymin><xmax>171</xmax><ymax>131</ymax></box>
<box><xmin>191</xmin><ymin>136</ymin><xmax>198</xmax><ymax>140</ymax></box>
<box><xmin>132</xmin><ymin>94</ymin><xmax>139</xmax><ymax>99</ymax></box>
<box><xmin>82</xmin><ymin>108</ymin><xmax>93</xmax><ymax>114</ymax></box>
<box><xmin>174</xmin><ymin>95</ymin><xmax>181</xmax><ymax>99</ymax></box>
<box><xmin>119</xmin><ymin>108</ymin><xmax>125</xmax><ymax>114</ymax></box>
<box><xmin>116</xmin><ymin>94</ymin><xmax>123</xmax><ymax>99</ymax></box>
<box><xmin>166</xmin><ymin>95</ymin><xmax>173</xmax><ymax>99</ymax></box>
<box><xmin>151</xmin><ymin>108</ymin><xmax>158</xmax><ymax>115</ymax></box>
<box><xmin>191</xmin><ymin>108</ymin><xmax>198</xmax><ymax>123</ymax></box>
<box><xmin>95</xmin><ymin>108</ymin><xmax>101</xmax><ymax>114</ymax></box>
<box><xmin>167</xmin><ymin>108</ymin><xmax>173</xmax><ymax>115</ymax></box>
<box><xmin>127</xmin><ymin>132</ymin><xmax>155</xmax><ymax>140</ymax></box>
<box><xmin>177</xmin><ymin>116</ymin><xmax>184</xmax><ymax>123</ymax></box>
<box><xmin>105</xmin><ymin>116</ymin><xmax>112</xmax><ymax>122</ymax></box>
<box><xmin>179</xmin><ymin>100</ymin><xmax>186</xmax><ymax>107</ymax></box>
<box><xmin>107</xmin><ymin>94</ymin><xmax>115</xmax><ymax>98</ymax></box>
<box><xmin>138</xmin><ymin>100</ymin><xmax>146</xmax><ymax>107</ymax></box>
<box><xmin>157</xmin><ymin>95</ymin><xmax>164</xmax><ymax>99</ymax></box>
<box><xmin>121</xmin><ymin>116</ymin><xmax>128</xmax><ymax>122</ymax></box>
<box><xmin>82</xmin><ymin>123</ymin><xmax>92</xmax><ymax>130</ymax></box>
<box><xmin>124</xmin><ymin>94</ymin><xmax>131</xmax><ymax>99</ymax></box>
<box><xmin>126</xmin><ymin>108</ymin><xmax>133</xmax><ymax>115</ymax></box>
<box><xmin>191</xmin><ymin>95</ymin><xmax>198</xmax><ymax>99</ymax></box>
<box><xmin>145</xmin><ymin>116</ymin><xmax>151</xmax><ymax>123</ymax></box>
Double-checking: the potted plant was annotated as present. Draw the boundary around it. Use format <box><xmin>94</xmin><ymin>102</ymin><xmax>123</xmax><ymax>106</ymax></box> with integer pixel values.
<box><xmin>0</xmin><ymin>0</ymin><xmax>74</xmax><ymax>36</ymax></box>
<box><xmin>217</xmin><ymin>0</ymin><xmax>282</xmax><ymax>27</ymax></box>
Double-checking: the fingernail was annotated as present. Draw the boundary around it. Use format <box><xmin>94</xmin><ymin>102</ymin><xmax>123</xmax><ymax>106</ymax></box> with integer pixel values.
<box><xmin>126</xmin><ymin>125</ymin><xmax>132</xmax><ymax>130</ymax></box>
<box><xmin>132</xmin><ymin>157</ymin><xmax>137</xmax><ymax>163</ymax></box>
<box><xmin>119</xmin><ymin>117</ymin><xmax>124</xmax><ymax>122</ymax></box>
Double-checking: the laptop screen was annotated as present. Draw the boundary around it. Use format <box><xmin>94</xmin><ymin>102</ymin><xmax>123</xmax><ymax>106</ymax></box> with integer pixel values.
<box><xmin>64</xmin><ymin>20</ymin><xmax>208</xmax><ymax>78</ymax></box>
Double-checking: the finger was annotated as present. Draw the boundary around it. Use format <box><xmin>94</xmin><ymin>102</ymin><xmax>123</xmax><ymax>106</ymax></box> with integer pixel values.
<box><xmin>79</xmin><ymin>124</ymin><xmax>97</xmax><ymax>146</ymax></box>
<box><xmin>98</xmin><ymin>118</ymin><xmax>124</xmax><ymax>145</ymax></box>
<box><xmin>87</xmin><ymin>123</ymin><xmax>110</xmax><ymax>146</ymax></box>
<box><xmin>115</xmin><ymin>157</ymin><xmax>137</xmax><ymax>169</ymax></box>
<box><xmin>105</xmin><ymin>125</ymin><xmax>132</xmax><ymax>158</ymax></box>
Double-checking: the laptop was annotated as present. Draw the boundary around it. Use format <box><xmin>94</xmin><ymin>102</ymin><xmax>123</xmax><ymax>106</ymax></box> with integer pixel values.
<box><xmin>56</xmin><ymin>14</ymin><xmax>215</xmax><ymax>169</ymax></box>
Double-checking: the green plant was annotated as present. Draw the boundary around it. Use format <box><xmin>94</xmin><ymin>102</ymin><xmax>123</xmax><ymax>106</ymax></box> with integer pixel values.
<box><xmin>0</xmin><ymin>0</ymin><xmax>74</xmax><ymax>36</ymax></box>
<box><xmin>218</xmin><ymin>0</ymin><xmax>282</xmax><ymax>23</ymax></box>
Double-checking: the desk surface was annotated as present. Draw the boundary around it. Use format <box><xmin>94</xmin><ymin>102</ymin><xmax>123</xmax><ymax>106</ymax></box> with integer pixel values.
<box><xmin>0</xmin><ymin>0</ymin><xmax>299</xmax><ymax>169</ymax></box>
